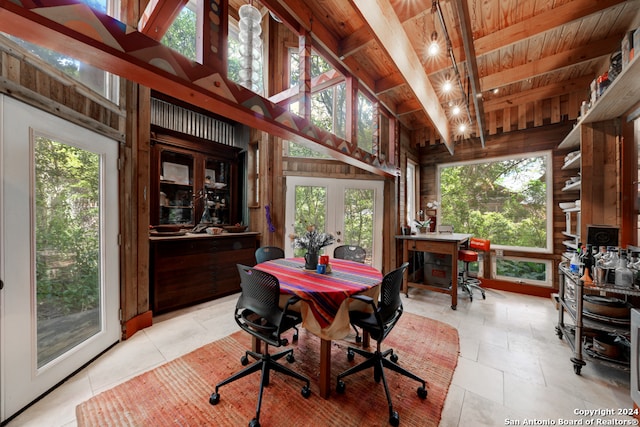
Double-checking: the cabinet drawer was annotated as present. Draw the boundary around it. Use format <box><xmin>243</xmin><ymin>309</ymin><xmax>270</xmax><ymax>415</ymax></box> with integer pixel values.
<box><xmin>154</xmin><ymin>239</ymin><xmax>216</xmax><ymax>257</ymax></box>
<box><xmin>410</xmin><ymin>240</ymin><xmax>454</xmax><ymax>254</ymax></box>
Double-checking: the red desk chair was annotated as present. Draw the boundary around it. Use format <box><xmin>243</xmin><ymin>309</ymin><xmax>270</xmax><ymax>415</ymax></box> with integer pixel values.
<box><xmin>458</xmin><ymin>237</ymin><xmax>490</xmax><ymax>301</ymax></box>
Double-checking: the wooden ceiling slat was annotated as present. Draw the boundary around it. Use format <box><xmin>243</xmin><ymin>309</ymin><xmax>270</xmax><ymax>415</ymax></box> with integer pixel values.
<box><xmin>481</xmin><ymin>34</ymin><xmax>622</xmax><ymax>90</ymax></box>
<box><xmin>473</xmin><ymin>0</ymin><xmax>627</xmax><ymax>55</ymax></box>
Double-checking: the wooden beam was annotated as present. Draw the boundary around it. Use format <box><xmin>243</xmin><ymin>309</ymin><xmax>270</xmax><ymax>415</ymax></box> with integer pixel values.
<box><xmin>0</xmin><ymin>0</ymin><xmax>396</xmax><ymax>177</ymax></box>
<box><xmin>480</xmin><ymin>35</ymin><xmax>620</xmax><ymax>90</ymax></box>
<box><xmin>351</xmin><ymin>0</ymin><xmax>451</xmax><ymax>149</ymax></box>
<box><xmin>474</xmin><ymin>0</ymin><xmax>628</xmax><ymax>56</ymax></box>
<box><xmin>138</xmin><ymin>0</ymin><xmax>188</xmax><ymax>40</ymax></box>
<box><xmin>453</xmin><ymin>0</ymin><xmax>486</xmax><ymax>147</ymax></box>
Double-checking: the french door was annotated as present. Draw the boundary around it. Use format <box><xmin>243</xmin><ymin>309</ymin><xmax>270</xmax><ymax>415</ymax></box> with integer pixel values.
<box><xmin>0</xmin><ymin>96</ymin><xmax>120</xmax><ymax>422</ymax></box>
<box><xmin>284</xmin><ymin>176</ymin><xmax>384</xmax><ymax>270</ymax></box>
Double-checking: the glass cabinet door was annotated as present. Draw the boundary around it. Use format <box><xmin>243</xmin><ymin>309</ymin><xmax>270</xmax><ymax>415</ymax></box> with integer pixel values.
<box><xmin>159</xmin><ymin>150</ymin><xmax>194</xmax><ymax>225</ymax></box>
<box><xmin>203</xmin><ymin>158</ymin><xmax>231</xmax><ymax>225</ymax></box>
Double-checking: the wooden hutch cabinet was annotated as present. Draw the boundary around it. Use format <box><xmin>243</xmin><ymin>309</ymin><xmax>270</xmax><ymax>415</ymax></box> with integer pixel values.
<box><xmin>150</xmin><ymin>131</ymin><xmax>241</xmax><ymax>227</ymax></box>
<box><xmin>149</xmin><ymin>130</ymin><xmax>259</xmax><ymax>314</ymax></box>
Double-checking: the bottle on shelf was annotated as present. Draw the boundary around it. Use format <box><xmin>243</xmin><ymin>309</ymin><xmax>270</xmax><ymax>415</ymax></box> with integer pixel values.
<box><xmin>580</xmin><ymin>244</ymin><xmax>594</xmax><ymax>285</ymax></box>
<box><xmin>615</xmin><ymin>249</ymin><xmax>633</xmax><ymax>288</ymax></box>
<box><xmin>570</xmin><ymin>245</ymin><xmax>582</xmax><ymax>275</ymax></box>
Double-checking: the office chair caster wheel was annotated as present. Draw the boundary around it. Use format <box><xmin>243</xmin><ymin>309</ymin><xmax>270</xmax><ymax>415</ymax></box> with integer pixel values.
<box><xmin>389</xmin><ymin>410</ymin><xmax>400</xmax><ymax>426</ymax></box>
<box><xmin>209</xmin><ymin>392</ymin><xmax>220</xmax><ymax>405</ymax></box>
<box><xmin>347</xmin><ymin>349</ymin><xmax>355</xmax><ymax>362</ymax></box>
<box><xmin>240</xmin><ymin>355</ymin><xmax>249</xmax><ymax>366</ymax></box>
<box><xmin>286</xmin><ymin>353</ymin><xmax>295</xmax><ymax>363</ymax></box>
<box><xmin>292</xmin><ymin>332</ymin><xmax>298</xmax><ymax>342</ymax></box>
<box><xmin>249</xmin><ymin>418</ymin><xmax>260</xmax><ymax>427</ymax></box>
<box><xmin>301</xmin><ymin>385</ymin><xmax>311</xmax><ymax>398</ymax></box>
<box><xmin>481</xmin><ymin>292</ymin><xmax>486</xmax><ymax>300</ymax></box>
<box><xmin>417</xmin><ymin>386</ymin><xmax>427</xmax><ymax>399</ymax></box>
<box><xmin>390</xmin><ymin>353</ymin><xmax>398</xmax><ymax>363</ymax></box>
<box><xmin>336</xmin><ymin>380</ymin><xmax>346</xmax><ymax>394</ymax></box>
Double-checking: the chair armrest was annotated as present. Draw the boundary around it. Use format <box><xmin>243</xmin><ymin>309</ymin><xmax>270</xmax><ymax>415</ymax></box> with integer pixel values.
<box><xmin>282</xmin><ymin>295</ymin><xmax>301</xmax><ymax>311</ymax></box>
<box><xmin>350</xmin><ymin>294</ymin><xmax>376</xmax><ymax>311</ymax></box>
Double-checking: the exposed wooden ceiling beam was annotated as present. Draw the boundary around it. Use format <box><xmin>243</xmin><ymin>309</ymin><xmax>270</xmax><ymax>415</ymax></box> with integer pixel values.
<box><xmin>138</xmin><ymin>0</ymin><xmax>188</xmax><ymax>39</ymax></box>
<box><xmin>0</xmin><ymin>0</ymin><xmax>397</xmax><ymax>177</ymax></box>
<box><xmin>351</xmin><ymin>0</ymin><xmax>452</xmax><ymax>149</ymax></box>
<box><xmin>474</xmin><ymin>0</ymin><xmax>628</xmax><ymax>56</ymax></box>
<box><xmin>480</xmin><ymin>35</ymin><xmax>621</xmax><ymax>90</ymax></box>
<box><xmin>454</xmin><ymin>0</ymin><xmax>485</xmax><ymax>147</ymax></box>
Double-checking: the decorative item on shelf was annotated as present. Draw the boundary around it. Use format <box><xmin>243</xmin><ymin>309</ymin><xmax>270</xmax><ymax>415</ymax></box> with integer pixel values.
<box><xmin>425</xmin><ymin>200</ymin><xmax>439</xmax><ymax>232</ymax></box>
<box><xmin>290</xmin><ymin>224</ymin><xmax>335</xmax><ymax>270</ymax></box>
<box><xmin>414</xmin><ymin>218</ymin><xmax>431</xmax><ymax>234</ymax></box>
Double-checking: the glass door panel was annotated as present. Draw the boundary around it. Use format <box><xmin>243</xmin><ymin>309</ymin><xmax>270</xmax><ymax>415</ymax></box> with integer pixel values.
<box><xmin>159</xmin><ymin>150</ymin><xmax>193</xmax><ymax>225</ymax></box>
<box><xmin>34</xmin><ymin>137</ymin><xmax>102</xmax><ymax>367</ymax></box>
<box><xmin>342</xmin><ymin>188</ymin><xmax>375</xmax><ymax>265</ymax></box>
<box><xmin>203</xmin><ymin>158</ymin><xmax>231</xmax><ymax>225</ymax></box>
<box><xmin>291</xmin><ymin>185</ymin><xmax>328</xmax><ymax>257</ymax></box>
<box><xmin>285</xmin><ymin>177</ymin><xmax>383</xmax><ymax>269</ymax></box>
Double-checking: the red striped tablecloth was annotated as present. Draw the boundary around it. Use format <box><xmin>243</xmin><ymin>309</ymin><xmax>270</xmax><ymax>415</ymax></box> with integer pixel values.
<box><xmin>254</xmin><ymin>257</ymin><xmax>382</xmax><ymax>330</ymax></box>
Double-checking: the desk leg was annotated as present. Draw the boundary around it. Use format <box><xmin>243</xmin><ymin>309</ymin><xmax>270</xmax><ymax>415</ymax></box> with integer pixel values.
<box><xmin>319</xmin><ymin>338</ymin><xmax>331</xmax><ymax>399</ymax></box>
<box><xmin>402</xmin><ymin>241</ymin><xmax>409</xmax><ymax>296</ymax></box>
<box><xmin>451</xmin><ymin>252</ymin><xmax>458</xmax><ymax>310</ymax></box>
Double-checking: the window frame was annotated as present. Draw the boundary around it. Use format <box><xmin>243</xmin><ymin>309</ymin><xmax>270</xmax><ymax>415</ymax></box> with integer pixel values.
<box><xmin>436</xmin><ymin>150</ymin><xmax>554</xmax><ymax>254</ymax></box>
<box><xmin>491</xmin><ymin>255</ymin><xmax>554</xmax><ymax>288</ymax></box>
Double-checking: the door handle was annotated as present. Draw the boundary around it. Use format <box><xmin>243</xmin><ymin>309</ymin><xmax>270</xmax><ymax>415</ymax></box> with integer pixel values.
<box><xmin>0</xmin><ymin>279</ymin><xmax>3</xmax><ymax>290</ymax></box>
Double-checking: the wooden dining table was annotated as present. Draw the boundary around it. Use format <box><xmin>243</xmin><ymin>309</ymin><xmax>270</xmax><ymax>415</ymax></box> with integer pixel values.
<box><xmin>254</xmin><ymin>257</ymin><xmax>383</xmax><ymax>398</ymax></box>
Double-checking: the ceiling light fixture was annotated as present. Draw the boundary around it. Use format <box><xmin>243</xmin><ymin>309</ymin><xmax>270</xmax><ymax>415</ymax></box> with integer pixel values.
<box><xmin>431</xmin><ymin>0</ymin><xmax>473</xmax><ymax>137</ymax></box>
<box><xmin>452</xmin><ymin>105</ymin><xmax>461</xmax><ymax>115</ymax></box>
<box><xmin>442</xmin><ymin>80</ymin><xmax>452</xmax><ymax>93</ymax></box>
<box><xmin>428</xmin><ymin>32</ymin><xmax>440</xmax><ymax>56</ymax></box>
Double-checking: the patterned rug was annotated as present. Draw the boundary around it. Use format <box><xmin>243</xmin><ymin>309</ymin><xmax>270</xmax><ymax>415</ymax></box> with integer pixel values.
<box><xmin>76</xmin><ymin>312</ymin><xmax>459</xmax><ymax>426</ymax></box>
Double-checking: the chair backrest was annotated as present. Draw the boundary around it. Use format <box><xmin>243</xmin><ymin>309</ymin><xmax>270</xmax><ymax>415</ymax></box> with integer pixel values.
<box><xmin>333</xmin><ymin>245</ymin><xmax>367</xmax><ymax>263</ymax></box>
<box><xmin>470</xmin><ymin>237</ymin><xmax>490</xmax><ymax>252</ymax></box>
<box><xmin>236</xmin><ymin>264</ymin><xmax>282</xmax><ymax>328</ymax></box>
<box><xmin>255</xmin><ymin>246</ymin><xmax>285</xmax><ymax>264</ymax></box>
<box><xmin>376</xmin><ymin>262</ymin><xmax>409</xmax><ymax>338</ymax></box>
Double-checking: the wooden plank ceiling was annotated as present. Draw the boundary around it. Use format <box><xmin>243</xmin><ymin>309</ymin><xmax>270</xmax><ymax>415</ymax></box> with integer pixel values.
<box><xmin>236</xmin><ymin>0</ymin><xmax>640</xmax><ymax>148</ymax></box>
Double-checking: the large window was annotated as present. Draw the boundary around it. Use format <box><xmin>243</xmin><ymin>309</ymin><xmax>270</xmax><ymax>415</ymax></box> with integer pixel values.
<box><xmin>439</xmin><ymin>151</ymin><xmax>553</xmax><ymax>286</ymax></box>
<box><xmin>161</xmin><ymin>2</ymin><xmax>198</xmax><ymax>62</ymax></box>
<box><xmin>357</xmin><ymin>92</ymin><xmax>374</xmax><ymax>153</ymax></box>
<box><xmin>439</xmin><ymin>151</ymin><xmax>552</xmax><ymax>251</ymax></box>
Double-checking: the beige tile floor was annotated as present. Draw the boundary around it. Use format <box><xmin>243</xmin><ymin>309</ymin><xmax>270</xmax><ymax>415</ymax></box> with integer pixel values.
<box><xmin>6</xmin><ymin>288</ymin><xmax>636</xmax><ymax>427</ymax></box>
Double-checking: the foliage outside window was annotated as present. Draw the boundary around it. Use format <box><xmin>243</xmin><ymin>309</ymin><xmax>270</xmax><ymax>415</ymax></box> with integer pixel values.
<box><xmin>343</xmin><ymin>188</ymin><xmax>374</xmax><ymax>261</ymax></box>
<box><xmin>292</xmin><ymin>186</ymin><xmax>328</xmax><ymax>257</ymax></box>
<box><xmin>439</xmin><ymin>152</ymin><xmax>551</xmax><ymax>250</ymax></box>
<box><xmin>494</xmin><ymin>257</ymin><xmax>553</xmax><ymax>287</ymax></box>
<box><xmin>287</xmin><ymin>50</ymin><xmax>343</xmax><ymax>158</ymax></box>
<box><xmin>35</xmin><ymin>137</ymin><xmax>101</xmax><ymax>365</ymax></box>
<box><xmin>357</xmin><ymin>92</ymin><xmax>374</xmax><ymax>153</ymax></box>
<box><xmin>438</xmin><ymin>151</ymin><xmax>552</xmax><ymax>283</ymax></box>
<box><xmin>161</xmin><ymin>4</ymin><xmax>198</xmax><ymax>62</ymax></box>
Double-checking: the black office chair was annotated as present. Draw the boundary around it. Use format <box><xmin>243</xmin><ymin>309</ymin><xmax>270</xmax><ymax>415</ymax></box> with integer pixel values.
<box><xmin>209</xmin><ymin>265</ymin><xmax>311</xmax><ymax>427</ymax></box>
<box><xmin>255</xmin><ymin>246</ymin><xmax>285</xmax><ymax>264</ymax></box>
<box><xmin>336</xmin><ymin>262</ymin><xmax>427</xmax><ymax>426</ymax></box>
<box><xmin>333</xmin><ymin>244</ymin><xmax>367</xmax><ymax>342</ymax></box>
<box><xmin>333</xmin><ymin>244</ymin><xmax>367</xmax><ymax>263</ymax></box>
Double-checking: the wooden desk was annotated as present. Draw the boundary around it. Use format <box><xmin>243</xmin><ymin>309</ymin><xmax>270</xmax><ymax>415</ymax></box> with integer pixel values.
<box><xmin>254</xmin><ymin>257</ymin><xmax>382</xmax><ymax>399</ymax></box>
<box><xmin>396</xmin><ymin>233</ymin><xmax>472</xmax><ymax>310</ymax></box>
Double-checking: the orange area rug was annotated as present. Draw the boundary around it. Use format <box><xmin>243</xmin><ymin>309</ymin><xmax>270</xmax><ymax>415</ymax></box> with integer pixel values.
<box><xmin>76</xmin><ymin>312</ymin><xmax>459</xmax><ymax>426</ymax></box>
